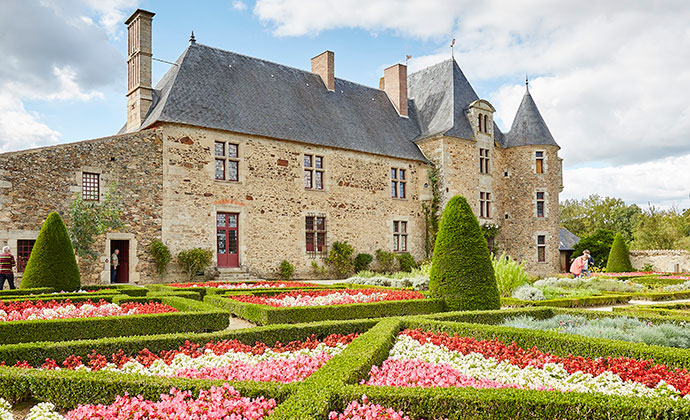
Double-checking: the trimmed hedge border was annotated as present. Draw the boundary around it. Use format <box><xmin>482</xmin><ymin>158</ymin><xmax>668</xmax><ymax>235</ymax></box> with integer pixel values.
<box><xmin>632</xmin><ymin>290</ymin><xmax>690</xmax><ymax>301</ymax></box>
<box><xmin>0</xmin><ymin>296</ymin><xmax>228</xmax><ymax>344</ymax></box>
<box><xmin>204</xmin><ymin>293</ymin><xmax>445</xmax><ymax>325</ymax></box>
<box><xmin>0</xmin><ymin>318</ymin><xmax>381</xmax><ymax>366</ymax></box>
<box><xmin>501</xmin><ymin>293</ymin><xmax>632</xmax><ymax>308</ymax></box>
<box><xmin>147</xmin><ymin>282</ymin><xmax>345</xmax><ymax>299</ymax></box>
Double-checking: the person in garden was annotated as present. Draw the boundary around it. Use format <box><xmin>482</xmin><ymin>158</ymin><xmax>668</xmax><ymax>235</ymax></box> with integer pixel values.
<box><xmin>0</xmin><ymin>246</ymin><xmax>16</xmax><ymax>290</ymax></box>
<box><xmin>583</xmin><ymin>250</ymin><xmax>594</xmax><ymax>277</ymax></box>
<box><xmin>111</xmin><ymin>248</ymin><xmax>119</xmax><ymax>283</ymax></box>
<box><xmin>570</xmin><ymin>253</ymin><xmax>586</xmax><ymax>278</ymax></box>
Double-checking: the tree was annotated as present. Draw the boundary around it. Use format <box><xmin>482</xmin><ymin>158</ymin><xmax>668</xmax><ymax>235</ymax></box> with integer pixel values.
<box><xmin>632</xmin><ymin>206</ymin><xmax>686</xmax><ymax>250</ymax></box>
<box><xmin>21</xmin><ymin>212</ymin><xmax>81</xmax><ymax>291</ymax></box>
<box><xmin>68</xmin><ymin>184</ymin><xmax>124</xmax><ymax>259</ymax></box>
<box><xmin>429</xmin><ymin>195</ymin><xmax>500</xmax><ymax>311</ymax></box>
<box><xmin>606</xmin><ymin>232</ymin><xmax>634</xmax><ymax>272</ymax></box>
<box><xmin>572</xmin><ymin>229</ymin><xmax>614</xmax><ymax>269</ymax></box>
<box><xmin>560</xmin><ymin>195</ymin><xmax>641</xmax><ymax>241</ymax></box>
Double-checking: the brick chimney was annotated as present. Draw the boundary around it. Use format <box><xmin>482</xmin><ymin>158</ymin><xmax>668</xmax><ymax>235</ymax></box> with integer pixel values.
<box><xmin>311</xmin><ymin>51</ymin><xmax>334</xmax><ymax>91</ymax></box>
<box><xmin>125</xmin><ymin>9</ymin><xmax>155</xmax><ymax>131</ymax></box>
<box><xmin>383</xmin><ymin>63</ymin><xmax>408</xmax><ymax>117</ymax></box>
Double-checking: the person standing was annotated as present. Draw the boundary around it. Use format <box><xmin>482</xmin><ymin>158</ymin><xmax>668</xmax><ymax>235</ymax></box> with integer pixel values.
<box><xmin>583</xmin><ymin>250</ymin><xmax>594</xmax><ymax>277</ymax></box>
<box><xmin>111</xmin><ymin>248</ymin><xmax>119</xmax><ymax>283</ymax></box>
<box><xmin>0</xmin><ymin>246</ymin><xmax>16</xmax><ymax>290</ymax></box>
<box><xmin>570</xmin><ymin>254</ymin><xmax>585</xmax><ymax>278</ymax></box>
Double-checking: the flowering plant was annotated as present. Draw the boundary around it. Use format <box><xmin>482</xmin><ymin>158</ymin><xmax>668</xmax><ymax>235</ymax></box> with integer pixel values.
<box><xmin>230</xmin><ymin>289</ymin><xmax>425</xmax><ymax>308</ymax></box>
<box><xmin>170</xmin><ymin>281</ymin><xmax>322</xmax><ymax>289</ymax></box>
<box><xmin>0</xmin><ymin>299</ymin><xmax>176</xmax><ymax>323</ymax></box>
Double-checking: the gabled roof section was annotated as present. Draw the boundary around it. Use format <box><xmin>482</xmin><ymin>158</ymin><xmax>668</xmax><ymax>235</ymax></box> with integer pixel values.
<box><xmin>128</xmin><ymin>43</ymin><xmax>426</xmax><ymax>162</ymax></box>
<box><xmin>560</xmin><ymin>227</ymin><xmax>580</xmax><ymax>251</ymax></box>
<box><xmin>408</xmin><ymin>59</ymin><xmax>480</xmax><ymax>141</ymax></box>
<box><xmin>504</xmin><ymin>89</ymin><xmax>559</xmax><ymax>148</ymax></box>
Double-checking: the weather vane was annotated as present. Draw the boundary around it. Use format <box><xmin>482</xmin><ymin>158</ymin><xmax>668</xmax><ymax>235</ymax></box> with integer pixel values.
<box><xmin>450</xmin><ymin>38</ymin><xmax>456</xmax><ymax>58</ymax></box>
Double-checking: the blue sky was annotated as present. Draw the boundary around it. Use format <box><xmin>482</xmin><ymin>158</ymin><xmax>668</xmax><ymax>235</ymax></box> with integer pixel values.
<box><xmin>2</xmin><ymin>0</ymin><xmax>690</xmax><ymax>209</ymax></box>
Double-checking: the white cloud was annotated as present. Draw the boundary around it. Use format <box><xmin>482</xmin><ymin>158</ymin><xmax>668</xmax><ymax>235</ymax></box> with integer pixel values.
<box><xmin>256</xmin><ymin>0</ymin><xmax>690</xmax><ymax>205</ymax></box>
<box><xmin>232</xmin><ymin>1</ymin><xmax>248</xmax><ymax>11</ymax></box>
<box><xmin>563</xmin><ymin>155</ymin><xmax>690</xmax><ymax>210</ymax></box>
<box><xmin>0</xmin><ymin>92</ymin><xmax>61</xmax><ymax>152</ymax></box>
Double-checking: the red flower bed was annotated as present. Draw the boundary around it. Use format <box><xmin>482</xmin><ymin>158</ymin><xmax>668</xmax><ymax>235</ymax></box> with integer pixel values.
<box><xmin>229</xmin><ymin>289</ymin><xmax>426</xmax><ymax>307</ymax></box>
<box><xmin>169</xmin><ymin>281</ymin><xmax>321</xmax><ymax>289</ymax></box>
<box><xmin>403</xmin><ymin>329</ymin><xmax>690</xmax><ymax>396</ymax></box>
<box><xmin>10</xmin><ymin>333</ymin><xmax>358</xmax><ymax>371</ymax></box>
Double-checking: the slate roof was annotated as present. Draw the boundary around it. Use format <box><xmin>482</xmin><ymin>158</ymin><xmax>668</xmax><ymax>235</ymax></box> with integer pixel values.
<box><xmin>504</xmin><ymin>90</ymin><xmax>559</xmax><ymax>148</ymax></box>
<box><xmin>129</xmin><ymin>43</ymin><xmax>426</xmax><ymax>162</ymax></box>
<box><xmin>124</xmin><ymin>43</ymin><xmax>554</xmax><ymax>158</ymax></box>
<box><xmin>559</xmin><ymin>227</ymin><xmax>580</xmax><ymax>251</ymax></box>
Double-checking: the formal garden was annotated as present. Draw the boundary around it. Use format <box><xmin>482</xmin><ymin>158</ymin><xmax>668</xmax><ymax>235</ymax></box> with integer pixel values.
<box><xmin>2</xmin><ymin>198</ymin><xmax>690</xmax><ymax>419</ymax></box>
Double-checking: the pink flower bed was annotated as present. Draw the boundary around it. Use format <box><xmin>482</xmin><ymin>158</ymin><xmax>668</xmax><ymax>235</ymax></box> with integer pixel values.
<box><xmin>65</xmin><ymin>384</ymin><xmax>275</xmax><ymax>419</ymax></box>
<box><xmin>0</xmin><ymin>299</ymin><xmax>176</xmax><ymax>322</ymax></box>
<box><xmin>13</xmin><ymin>334</ymin><xmax>358</xmax><ymax>384</ymax></box>
<box><xmin>656</xmin><ymin>275</ymin><xmax>690</xmax><ymax>280</ymax></box>
<box><xmin>330</xmin><ymin>395</ymin><xmax>444</xmax><ymax>420</ymax></box>
<box><xmin>599</xmin><ymin>272</ymin><xmax>664</xmax><ymax>277</ymax></box>
<box><xmin>230</xmin><ymin>289</ymin><xmax>425</xmax><ymax>307</ymax></box>
<box><xmin>170</xmin><ymin>281</ymin><xmax>322</xmax><ymax>289</ymax></box>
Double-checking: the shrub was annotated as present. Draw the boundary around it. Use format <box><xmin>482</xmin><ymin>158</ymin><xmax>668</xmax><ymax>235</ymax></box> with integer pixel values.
<box><xmin>375</xmin><ymin>249</ymin><xmax>396</xmax><ymax>273</ymax></box>
<box><xmin>396</xmin><ymin>253</ymin><xmax>416</xmax><ymax>273</ymax></box>
<box><xmin>573</xmin><ymin>229</ymin><xmax>614</xmax><ymax>269</ymax></box>
<box><xmin>491</xmin><ymin>253</ymin><xmax>530</xmax><ymax>297</ymax></box>
<box><xmin>353</xmin><ymin>253</ymin><xmax>373</xmax><ymax>273</ymax></box>
<box><xmin>511</xmin><ymin>285</ymin><xmax>545</xmax><ymax>301</ymax></box>
<box><xmin>311</xmin><ymin>261</ymin><xmax>328</xmax><ymax>277</ymax></box>
<box><xmin>177</xmin><ymin>248</ymin><xmax>213</xmax><ymax>281</ymax></box>
<box><xmin>149</xmin><ymin>239</ymin><xmax>172</xmax><ymax>275</ymax></box>
<box><xmin>279</xmin><ymin>260</ymin><xmax>295</xmax><ymax>281</ymax></box>
<box><xmin>326</xmin><ymin>242</ymin><xmax>355</xmax><ymax>279</ymax></box>
<box><xmin>21</xmin><ymin>212</ymin><xmax>80</xmax><ymax>292</ymax></box>
<box><xmin>429</xmin><ymin>195</ymin><xmax>500</xmax><ymax>311</ymax></box>
<box><xmin>606</xmin><ymin>232</ymin><xmax>634</xmax><ymax>273</ymax></box>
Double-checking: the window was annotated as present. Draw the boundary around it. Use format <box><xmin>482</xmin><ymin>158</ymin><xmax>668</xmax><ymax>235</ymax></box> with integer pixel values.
<box><xmin>484</xmin><ymin>115</ymin><xmax>489</xmax><ymax>133</ymax></box>
<box><xmin>535</xmin><ymin>151</ymin><xmax>544</xmax><ymax>174</ymax></box>
<box><xmin>393</xmin><ymin>221</ymin><xmax>408</xmax><ymax>252</ymax></box>
<box><xmin>17</xmin><ymin>240</ymin><xmax>35</xmax><ymax>272</ymax></box>
<box><xmin>536</xmin><ymin>191</ymin><xmax>545</xmax><ymax>217</ymax></box>
<box><xmin>304</xmin><ymin>154</ymin><xmax>324</xmax><ymax>190</ymax></box>
<box><xmin>391</xmin><ymin>168</ymin><xmax>406</xmax><ymax>199</ymax></box>
<box><xmin>215</xmin><ymin>141</ymin><xmax>239</xmax><ymax>181</ymax></box>
<box><xmin>537</xmin><ymin>235</ymin><xmax>546</xmax><ymax>262</ymax></box>
<box><xmin>305</xmin><ymin>215</ymin><xmax>326</xmax><ymax>254</ymax></box>
<box><xmin>480</xmin><ymin>192</ymin><xmax>491</xmax><ymax>219</ymax></box>
<box><xmin>82</xmin><ymin>172</ymin><xmax>100</xmax><ymax>201</ymax></box>
<box><xmin>479</xmin><ymin>148</ymin><xmax>490</xmax><ymax>174</ymax></box>
<box><xmin>478</xmin><ymin>114</ymin><xmax>482</xmax><ymax>133</ymax></box>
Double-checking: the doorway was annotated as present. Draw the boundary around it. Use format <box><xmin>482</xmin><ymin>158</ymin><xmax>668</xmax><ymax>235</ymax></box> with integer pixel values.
<box><xmin>216</xmin><ymin>212</ymin><xmax>239</xmax><ymax>268</ymax></box>
<box><xmin>110</xmin><ymin>240</ymin><xmax>129</xmax><ymax>283</ymax></box>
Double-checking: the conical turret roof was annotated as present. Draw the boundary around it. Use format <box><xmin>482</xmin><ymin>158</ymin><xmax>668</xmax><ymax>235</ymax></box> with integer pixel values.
<box><xmin>504</xmin><ymin>89</ymin><xmax>558</xmax><ymax>148</ymax></box>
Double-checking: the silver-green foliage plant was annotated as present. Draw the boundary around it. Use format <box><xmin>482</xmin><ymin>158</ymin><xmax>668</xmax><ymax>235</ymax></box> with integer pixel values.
<box><xmin>511</xmin><ymin>285</ymin><xmax>545</xmax><ymax>301</ymax></box>
<box><xmin>492</xmin><ymin>253</ymin><xmax>531</xmax><ymax>297</ymax></box>
<box><xmin>534</xmin><ymin>277</ymin><xmax>641</xmax><ymax>293</ymax></box>
<box><xmin>347</xmin><ymin>263</ymin><xmax>432</xmax><ymax>290</ymax></box>
<box><xmin>502</xmin><ymin>314</ymin><xmax>690</xmax><ymax>349</ymax></box>
<box><xmin>68</xmin><ymin>184</ymin><xmax>124</xmax><ymax>259</ymax></box>
<box><xmin>663</xmin><ymin>280</ymin><xmax>690</xmax><ymax>292</ymax></box>
<box><xmin>279</xmin><ymin>260</ymin><xmax>295</xmax><ymax>280</ymax></box>
<box><xmin>177</xmin><ymin>248</ymin><xmax>213</xmax><ymax>281</ymax></box>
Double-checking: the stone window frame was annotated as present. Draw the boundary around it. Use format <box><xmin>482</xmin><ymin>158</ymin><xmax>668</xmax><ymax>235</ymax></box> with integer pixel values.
<box><xmin>391</xmin><ymin>167</ymin><xmax>407</xmax><ymax>199</ymax></box>
<box><xmin>533</xmin><ymin>188</ymin><xmax>549</xmax><ymax>219</ymax></box>
<box><xmin>479</xmin><ymin>191</ymin><xmax>492</xmax><ymax>219</ymax></box>
<box><xmin>533</xmin><ymin>149</ymin><xmax>548</xmax><ymax>174</ymax></box>
<box><xmin>479</xmin><ymin>148</ymin><xmax>490</xmax><ymax>174</ymax></box>
<box><xmin>535</xmin><ymin>231</ymin><xmax>548</xmax><ymax>263</ymax></box>
<box><xmin>304</xmin><ymin>154</ymin><xmax>325</xmax><ymax>191</ymax></box>
<box><xmin>393</xmin><ymin>220</ymin><xmax>408</xmax><ymax>252</ymax></box>
<box><xmin>305</xmin><ymin>213</ymin><xmax>327</xmax><ymax>257</ymax></box>
<box><xmin>16</xmin><ymin>239</ymin><xmax>36</xmax><ymax>273</ymax></box>
<box><xmin>213</xmin><ymin>204</ymin><xmax>247</xmax><ymax>270</ymax></box>
<box><xmin>214</xmin><ymin>141</ymin><xmax>240</xmax><ymax>182</ymax></box>
<box><xmin>82</xmin><ymin>172</ymin><xmax>100</xmax><ymax>201</ymax></box>
<box><xmin>75</xmin><ymin>167</ymin><xmax>108</xmax><ymax>202</ymax></box>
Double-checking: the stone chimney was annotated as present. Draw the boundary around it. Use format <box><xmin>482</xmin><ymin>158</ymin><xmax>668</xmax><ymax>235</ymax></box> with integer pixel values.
<box><xmin>383</xmin><ymin>64</ymin><xmax>408</xmax><ymax>117</ymax></box>
<box><xmin>311</xmin><ymin>51</ymin><xmax>334</xmax><ymax>91</ymax></box>
<box><xmin>125</xmin><ymin>9</ymin><xmax>155</xmax><ymax>131</ymax></box>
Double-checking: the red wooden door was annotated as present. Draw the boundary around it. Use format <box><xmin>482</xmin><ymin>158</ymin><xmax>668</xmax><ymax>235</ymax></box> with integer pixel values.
<box><xmin>216</xmin><ymin>213</ymin><xmax>239</xmax><ymax>267</ymax></box>
<box><xmin>110</xmin><ymin>240</ymin><xmax>129</xmax><ymax>283</ymax></box>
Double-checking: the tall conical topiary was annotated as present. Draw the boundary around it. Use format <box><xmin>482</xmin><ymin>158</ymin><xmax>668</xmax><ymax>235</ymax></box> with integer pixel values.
<box><xmin>429</xmin><ymin>195</ymin><xmax>501</xmax><ymax>310</ymax></box>
<box><xmin>606</xmin><ymin>232</ymin><xmax>634</xmax><ymax>273</ymax></box>
<box><xmin>21</xmin><ymin>212</ymin><xmax>81</xmax><ymax>291</ymax></box>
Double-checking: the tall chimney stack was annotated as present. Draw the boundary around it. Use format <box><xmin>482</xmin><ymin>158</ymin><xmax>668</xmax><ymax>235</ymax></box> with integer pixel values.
<box><xmin>311</xmin><ymin>51</ymin><xmax>335</xmax><ymax>91</ymax></box>
<box><xmin>125</xmin><ymin>9</ymin><xmax>155</xmax><ymax>131</ymax></box>
<box><xmin>383</xmin><ymin>63</ymin><xmax>408</xmax><ymax>117</ymax></box>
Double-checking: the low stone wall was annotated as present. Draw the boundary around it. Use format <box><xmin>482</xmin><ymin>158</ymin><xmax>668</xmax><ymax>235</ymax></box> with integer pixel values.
<box><xmin>629</xmin><ymin>250</ymin><xmax>690</xmax><ymax>273</ymax></box>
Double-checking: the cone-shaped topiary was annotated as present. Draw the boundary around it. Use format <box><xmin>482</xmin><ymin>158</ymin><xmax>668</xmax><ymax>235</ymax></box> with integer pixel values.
<box><xmin>21</xmin><ymin>212</ymin><xmax>80</xmax><ymax>291</ymax></box>
<box><xmin>606</xmin><ymin>232</ymin><xmax>634</xmax><ymax>273</ymax></box>
<box><xmin>429</xmin><ymin>195</ymin><xmax>501</xmax><ymax>310</ymax></box>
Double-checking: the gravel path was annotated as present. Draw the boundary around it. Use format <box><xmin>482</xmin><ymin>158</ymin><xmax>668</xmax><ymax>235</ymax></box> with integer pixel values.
<box><xmin>585</xmin><ymin>298</ymin><xmax>690</xmax><ymax>312</ymax></box>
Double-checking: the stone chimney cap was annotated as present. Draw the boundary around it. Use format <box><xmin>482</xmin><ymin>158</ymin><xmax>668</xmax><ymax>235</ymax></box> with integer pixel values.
<box><xmin>125</xmin><ymin>9</ymin><xmax>155</xmax><ymax>25</ymax></box>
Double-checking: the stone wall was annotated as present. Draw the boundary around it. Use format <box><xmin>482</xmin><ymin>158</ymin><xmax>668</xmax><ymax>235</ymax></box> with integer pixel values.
<box><xmin>160</xmin><ymin>123</ymin><xmax>428</xmax><ymax>280</ymax></box>
<box><xmin>629</xmin><ymin>250</ymin><xmax>690</xmax><ymax>273</ymax></box>
<box><xmin>0</xmin><ymin>130</ymin><xmax>164</xmax><ymax>285</ymax></box>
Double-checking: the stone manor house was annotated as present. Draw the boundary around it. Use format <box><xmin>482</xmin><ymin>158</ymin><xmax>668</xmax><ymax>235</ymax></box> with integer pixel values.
<box><xmin>0</xmin><ymin>10</ymin><xmax>563</xmax><ymax>284</ymax></box>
